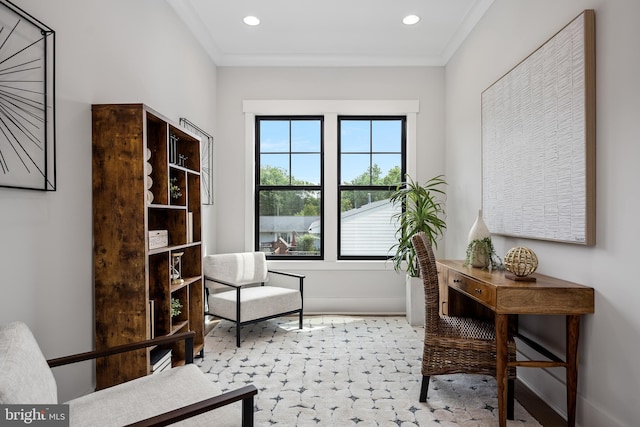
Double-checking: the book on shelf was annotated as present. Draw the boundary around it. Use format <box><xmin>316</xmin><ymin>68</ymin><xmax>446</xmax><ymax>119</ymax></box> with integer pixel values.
<box><xmin>150</xmin><ymin>348</ymin><xmax>172</xmax><ymax>373</ymax></box>
<box><xmin>187</xmin><ymin>212</ymin><xmax>193</xmax><ymax>243</ymax></box>
<box><xmin>149</xmin><ymin>300</ymin><xmax>155</xmax><ymax>339</ymax></box>
<box><xmin>152</xmin><ymin>357</ymin><xmax>172</xmax><ymax>374</ymax></box>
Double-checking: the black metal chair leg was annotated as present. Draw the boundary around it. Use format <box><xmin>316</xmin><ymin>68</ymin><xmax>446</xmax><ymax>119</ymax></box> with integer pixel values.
<box><xmin>419</xmin><ymin>376</ymin><xmax>430</xmax><ymax>402</ymax></box>
<box><xmin>236</xmin><ymin>322</ymin><xmax>241</xmax><ymax>347</ymax></box>
<box><xmin>299</xmin><ymin>311</ymin><xmax>303</xmax><ymax>329</ymax></box>
<box><xmin>236</xmin><ymin>287</ymin><xmax>242</xmax><ymax>347</ymax></box>
<box><xmin>507</xmin><ymin>378</ymin><xmax>515</xmax><ymax>420</ymax></box>
<box><xmin>241</xmin><ymin>395</ymin><xmax>254</xmax><ymax>427</ymax></box>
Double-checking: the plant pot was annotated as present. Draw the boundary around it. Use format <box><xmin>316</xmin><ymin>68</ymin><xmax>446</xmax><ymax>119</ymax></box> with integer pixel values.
<box><xmin>405</xmin><ymin>275</ymin><xmax>425</xmax><ymax>326</ymax></box>
<box><xmin>468</xmin><ymin>209</ymin><xmax>491</xmax><ymax>268</ymax></box>
<box><xmin>469</xmin><ymin>242</ymin><xmax>491</xmax><ymax>268</ymax></box>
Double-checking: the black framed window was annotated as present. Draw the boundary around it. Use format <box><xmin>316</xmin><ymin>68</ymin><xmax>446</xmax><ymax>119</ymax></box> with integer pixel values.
<box><xmin>338</xmin><ymin>116</ymin><xmax>405</xmax><ymax>259</ymax></box>
<box><xmin>255</xmin><ymin>116</ymin><xmax>323</xmax><ymax>259</ymax></box>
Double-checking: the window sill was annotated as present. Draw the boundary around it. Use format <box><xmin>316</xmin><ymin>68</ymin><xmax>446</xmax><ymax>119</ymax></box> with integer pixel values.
<box><xmin>267</xmin><ymin>259</ymin><xmax>397</xmax><ymax>272</ymax></box>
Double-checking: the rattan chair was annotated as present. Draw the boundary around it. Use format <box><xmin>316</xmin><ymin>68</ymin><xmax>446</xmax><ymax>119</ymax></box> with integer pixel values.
<box><xmin>411</xmin><ymin>232</ymin><xmax>517</xmax><ymax>419</ymax></box>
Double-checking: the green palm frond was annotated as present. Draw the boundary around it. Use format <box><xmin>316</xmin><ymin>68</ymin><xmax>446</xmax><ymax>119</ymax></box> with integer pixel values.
<box><xmin>389</xmin><ymin>174</ymin><xmax>447</xmax><ymax>277</ymax></box>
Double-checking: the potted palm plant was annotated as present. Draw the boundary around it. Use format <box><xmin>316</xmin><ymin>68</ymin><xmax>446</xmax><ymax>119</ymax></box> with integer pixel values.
<box><xmin>389</xmin><ymin>174</ymin><xmax>447</xmax><ymax>325</ymax></box>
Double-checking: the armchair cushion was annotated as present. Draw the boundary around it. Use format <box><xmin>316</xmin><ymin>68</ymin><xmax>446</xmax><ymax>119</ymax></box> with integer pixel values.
<box><xmin>67</xmin><ymin>364</ymin><xmax>238</xmax><ymax>426</ymax></box>
<box><xmin>0</xmin><ymin>321</ymin><xmax>57</xmax><ymax>404</ymax></box>
<box><xmin>210</xmin><ymin>286</ymin><xmax>301</xmax><ymax>322</ymax></box>
<box><xmin>203</xmin><ymin>252</ymin><xmax>268</xmax><ymax>286</ymax></box>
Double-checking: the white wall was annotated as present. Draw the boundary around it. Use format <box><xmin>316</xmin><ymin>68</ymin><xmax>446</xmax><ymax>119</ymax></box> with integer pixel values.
<box><xmin>445</xmin><ymin>0</ymin><xmax>640</xmax><ymax>425</ymax></box>
<box><xmin>0</xmin><ymin>0</ymin><xmax>217</xmax><ymax>401</ymax></box>
<box><xmin>215</xmin><ymin>67</ymin><xmax>446</xmax><ymax>315</ymax></box>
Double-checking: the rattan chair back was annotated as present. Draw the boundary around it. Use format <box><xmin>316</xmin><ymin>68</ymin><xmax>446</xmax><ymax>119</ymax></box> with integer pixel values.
<box><xmin>411</xmin><ymin>231</ymin><xmax>442</xmax><ymax>333</ymax></box>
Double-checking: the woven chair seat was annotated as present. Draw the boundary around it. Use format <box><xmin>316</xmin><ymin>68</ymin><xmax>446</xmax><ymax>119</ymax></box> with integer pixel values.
<box><xmin>437</xmin><ymin>315</ymin><xmax>496</xmax><ymax>340</ymax></box>
<box><xmin>425</xmin><ymin>316</ymin><xmax>517</xmax><ymax>377</ymax></box>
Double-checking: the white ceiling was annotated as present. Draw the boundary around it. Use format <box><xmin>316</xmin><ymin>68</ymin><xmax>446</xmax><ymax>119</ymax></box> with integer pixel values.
<box><xmin>167</xmin><ymin>0</ymin><xmax>494</xmax><ymax>67</ymax></box>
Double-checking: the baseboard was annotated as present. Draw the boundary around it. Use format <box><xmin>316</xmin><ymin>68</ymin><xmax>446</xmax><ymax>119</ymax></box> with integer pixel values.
<box><xmin>304</xmin><ymin>297</ymin><xmax>405</xmax><ymax>314</ymax></box>
<box><xmin>304</xmin><ymin>311</ymin><xmax>405</xmax><ymax>316</ymax></box>
<box><xmin>518</xmin><ymin>372</ymin><xmax>625</xmax><ymax>427</ymax></box>
<box><xmin>516</xmin><ymin>379</ymin><xmax>566</xmax><ymax>427</ymax></box>
<box><xmin>516</xmin><ymin>345</ymin><xmax>624</xmax><ymax>427</ymax></box>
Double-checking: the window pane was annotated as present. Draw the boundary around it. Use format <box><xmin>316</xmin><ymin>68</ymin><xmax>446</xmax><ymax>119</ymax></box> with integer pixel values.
<box><xmin>340</xmin><ymin>191</ymin><xmax>400</xmax><ymax>256</ymax></box>
<box><xmin>338</xmin><ymin>116</ymin><xmax>405</xmax><ymax>259</ymax></box>
<box><xmin>257</xmin><ymin>116</ymin><xmax>323</xmax><ymax>260</ymax></box>
<box><xmin>258</xmin><ymin>190</ymin><xmax>321</xmax><ymax>257</ymax></box>
<box><xmin>291</xmin><ymin>120</ymin><xmax>321</xmax><ymax>152</ymax></box>
<box><xmin>372</xmin><ymin>154</ymin><xmax>402</xmax><ymax>184</ymax></box>
<box><xmin>292</xmin><ymin>153</ymin><xmax>320</xmax><ymax>185</ymax></box>
<box><xmin>341</xmin><ymin>153</ymin><xmax>370</xmax><ymax>184</ymax></box>
<box><xmin>260</xmin><ymin>154</ymin><xmax>290</xmax><ymax>185</ymax></box>
<box><xmin>372</xmin><ymin>120</ymin><xmax>402</xmax><ymax>152</ymax></box>
<box><xmin>340</xmin><ymin>120</ymin><xmax>370</xmax><ymax>152</ymax></box>
<box><xmin>260</xmin><ymin>121</ymin><xmax>290</xmax><ymax>152</ymax></box>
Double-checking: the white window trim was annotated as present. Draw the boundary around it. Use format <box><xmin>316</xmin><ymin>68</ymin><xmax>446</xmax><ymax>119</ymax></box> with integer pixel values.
<box><xmin>243</xmin><ymin>100</ymin><xmax>419</xmax><ymax>270</ymax></box>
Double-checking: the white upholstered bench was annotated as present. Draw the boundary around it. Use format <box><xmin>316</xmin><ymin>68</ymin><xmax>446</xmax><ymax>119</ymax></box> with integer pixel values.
<box><xmin>203</xmin><ymin>252</ymin><xmax>304</xmax><ymax>347</ymax></box>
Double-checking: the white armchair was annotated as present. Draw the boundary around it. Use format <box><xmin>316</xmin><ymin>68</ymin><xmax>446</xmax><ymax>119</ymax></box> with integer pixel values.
<box><xmin>203</xmin><ymin>252</ymin><xmax>304</xmax><ymax>347</ymax></box>
<box><xmin>0</xmin><ymin>321</ymin><xmax>257</xmax><ymax>426</ymax></box>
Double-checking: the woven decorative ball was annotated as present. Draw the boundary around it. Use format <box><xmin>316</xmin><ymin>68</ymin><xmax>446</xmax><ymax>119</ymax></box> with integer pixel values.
<box><xmin>504</xmin><ymin>247</ymin><xmax>538</xmax><ymax>277</ymax></box>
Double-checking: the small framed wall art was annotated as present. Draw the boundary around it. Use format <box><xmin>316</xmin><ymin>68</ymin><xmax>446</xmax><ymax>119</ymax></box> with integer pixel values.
<box><xmin>180</xmin><ymin>118</ymin><xmax>213</xmax><ymax>205</ymax></box>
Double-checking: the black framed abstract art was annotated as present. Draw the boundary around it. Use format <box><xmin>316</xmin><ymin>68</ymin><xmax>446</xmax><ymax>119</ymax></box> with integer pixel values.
<box><xmin>0</xmin><ymin>0</ymin><xmax>56</xmax><ymax>191</ymax></box>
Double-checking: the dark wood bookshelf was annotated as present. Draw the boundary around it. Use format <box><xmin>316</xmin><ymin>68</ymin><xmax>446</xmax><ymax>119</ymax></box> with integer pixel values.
<box><xmin>92</xmin><ymin>103</ymin><xmax>204</xmax><ymax>389</ymax></box>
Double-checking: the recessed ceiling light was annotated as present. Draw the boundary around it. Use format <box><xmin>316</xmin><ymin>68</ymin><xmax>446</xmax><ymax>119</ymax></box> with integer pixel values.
<box><xmin>243</xmin><ymin>16</ymin><xmax>260</xmax><ymax>26</ymax></box>
<box><xmin>402</xmin><ymin>14</ymin><xmax>420</xmax><ymax>25</ymax></box>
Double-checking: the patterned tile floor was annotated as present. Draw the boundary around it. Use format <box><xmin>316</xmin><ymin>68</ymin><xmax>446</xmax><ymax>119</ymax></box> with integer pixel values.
<box><xmin>198</xmin><ymin>316</ymin><xmax>541</xmax><ymax>426</ymax></box>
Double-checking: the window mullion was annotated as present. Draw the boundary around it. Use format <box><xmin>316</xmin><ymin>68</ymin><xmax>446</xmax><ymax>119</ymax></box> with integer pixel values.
<box><xmin>288</xmin><ymin>120</ymin><xmax>293</xmax><ymax>186</ymax></box>
<box><xmin>369</xmin><ymin>120</ymin><xmax>373</xmax><ymax>186</ymax></box>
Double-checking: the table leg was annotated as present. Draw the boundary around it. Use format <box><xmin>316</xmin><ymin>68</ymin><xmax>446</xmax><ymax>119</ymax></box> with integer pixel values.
<box><xmin>495</xmin><ymin>313</ymin><xmax>509</xmax><ymax>427</ymax></box>
<box><xmin>566</xmin><ymin>315</ymin><xmax>580</xmax><ymax>427</ymax></box>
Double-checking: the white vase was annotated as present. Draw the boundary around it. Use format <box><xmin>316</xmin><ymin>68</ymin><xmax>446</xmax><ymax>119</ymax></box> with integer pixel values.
<box><xmin>468</xmin><ymin>209</ymin><xmax>491</xmax><ymax>268</ymax></box>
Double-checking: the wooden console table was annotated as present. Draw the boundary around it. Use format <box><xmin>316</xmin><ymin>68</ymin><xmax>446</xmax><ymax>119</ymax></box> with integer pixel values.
<box><xmin>436</xmin><ymin>260</ymin><xmax>594</xmax><ymax>427</ymax></box>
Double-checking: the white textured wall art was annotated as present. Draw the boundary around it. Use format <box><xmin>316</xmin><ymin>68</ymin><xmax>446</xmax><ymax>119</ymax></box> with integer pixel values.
<box><xmin>482</xmin><ymin>10</ymin><xmax>595</xmax><ymax>245</ymax></box>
